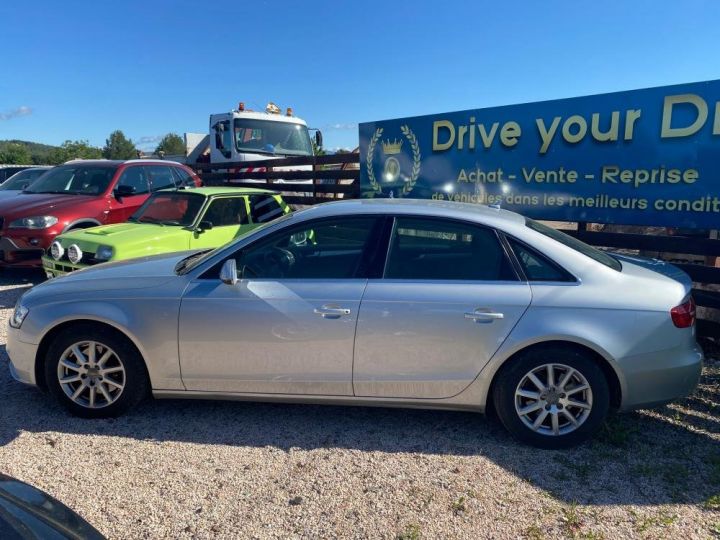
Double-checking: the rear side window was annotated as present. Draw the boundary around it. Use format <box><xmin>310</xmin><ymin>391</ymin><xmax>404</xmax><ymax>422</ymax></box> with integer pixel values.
<box><xmin>526</xmin><ymin>219</ymin><xmax>622</xmax><ymax>271</ymax></box>
<box><xmin>507</xmin><ymin>238</ymin><xmax>575</xmax><ymax>282</ymax></box>
<box><xmin>249</xmin><ymin>195</ymin><xmax>284</xmax><ymax>223</ymax></box>
<box><xmin>384</xmin><ymin>217</ymin><xmax>518</xmax><ymax>281</ymax></box>
<box><xmin>172</xmin><ymin>167</ymin><xmax>196</xmax><ymax>187</ymax></box>
<box><xmin>147</xmin><ymin>165</ymin><xmax>177</xmax><ymax>191</ymax></box>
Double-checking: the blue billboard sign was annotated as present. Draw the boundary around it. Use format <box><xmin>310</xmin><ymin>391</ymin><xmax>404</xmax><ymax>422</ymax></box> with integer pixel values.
<box><xmin>359</xmin><ymin>80</ymin><xmax>720</xmax><ymax>228</ymax></box>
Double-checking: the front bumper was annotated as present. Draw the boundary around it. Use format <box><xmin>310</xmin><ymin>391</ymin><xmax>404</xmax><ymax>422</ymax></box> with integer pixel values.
<box><xmin>619</xmin><ymin>341</ymin><xmax>704</xmax><ymax>410</ymax></box>
<box><xmin>0</xmin><ymin>236</ymin><xmax>46</xmax><ymax>267</ymax></box>
<box><xmin>6</xmin><ymin>325</ymin><xmax>39</xmax><ymax>386</ymax></box>
<box><xmin>41</xmin><ymin>255</ymin><xmax>88</xmax><ymax>278</ymax></box>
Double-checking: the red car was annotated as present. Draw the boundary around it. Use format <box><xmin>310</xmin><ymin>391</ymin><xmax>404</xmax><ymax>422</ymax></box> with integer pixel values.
<box><xmin>0</xmin><ymin>159</ymin><xmax>201</xmax><ymax>267</ymax></box>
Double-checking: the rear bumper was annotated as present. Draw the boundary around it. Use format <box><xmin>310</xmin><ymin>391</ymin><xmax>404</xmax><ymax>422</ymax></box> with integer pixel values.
<box><xmin>618</xmin><ymin>342</ymin><xmax>703</xmax><ymax>411</ymax></box>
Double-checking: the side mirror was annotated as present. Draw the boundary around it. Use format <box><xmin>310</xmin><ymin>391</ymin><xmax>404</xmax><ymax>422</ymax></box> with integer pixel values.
<box><xmin>315</xmin><ymin>130</ymin><xmax>323</xmax><ymax>149</ymax></box>
<box><xmin>115</xmin><ymin>184</ymin><xmax>136</xmax><ymax>198</ymax></box>
<box><xmin>220</xmin><ymin>259</ymin><xmax>237</xmax><ymax>285</ymax></box>
<box><xmin>198</xmin><ymin>220</ymin><xmax>213</xmax><ymax>232</ymax></box>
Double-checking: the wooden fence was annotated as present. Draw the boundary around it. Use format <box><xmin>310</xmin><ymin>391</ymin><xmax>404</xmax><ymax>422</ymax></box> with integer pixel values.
<box><xmin>194</xmin><ymin>154</ymin><xmax>359</xmax><ymax>205</ymax></box>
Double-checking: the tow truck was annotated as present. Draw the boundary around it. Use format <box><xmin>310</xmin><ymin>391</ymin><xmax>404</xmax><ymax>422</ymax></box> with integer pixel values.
<box><xmin>182</xmin><ymin>102</ymin><xmax>322</xmax><ymax>184</ymax></box>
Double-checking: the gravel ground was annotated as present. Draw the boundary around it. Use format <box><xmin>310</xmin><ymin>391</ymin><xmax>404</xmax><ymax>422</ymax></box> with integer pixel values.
<box><xmin>0</xmin><ymin>270</ymin><xmax>718</xmax><ymax>539</ymax></box>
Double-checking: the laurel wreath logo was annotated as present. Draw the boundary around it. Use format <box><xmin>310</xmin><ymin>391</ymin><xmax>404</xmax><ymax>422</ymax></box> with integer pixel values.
<box><xmin>400</xmin><ymin>124</ymin><xmax>421</xmax><ymax>196</ymax></box>
<box><xmin>366</xmin><ymin>127</ymin><xmax>383</xmax><ymax>195</ymax></box>
<box><xmin>365</xmin><ymin>124</ymin><xmax>421</xmax><ymax>198</ymax></box>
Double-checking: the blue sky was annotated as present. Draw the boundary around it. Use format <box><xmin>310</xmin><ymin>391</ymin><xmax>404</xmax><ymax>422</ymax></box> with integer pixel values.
<box><xmin>1</xmin><ymin>0</ymin><xmax>718</xmax><ymax>152</ymax></box>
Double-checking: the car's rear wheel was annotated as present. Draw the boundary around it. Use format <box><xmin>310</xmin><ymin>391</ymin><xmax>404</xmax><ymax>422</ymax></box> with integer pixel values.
<box><xmin>492</xmin><ymin>347</ymin><xmax>609</xmax><ymax>449</ymax></box>
<box><xmin>45</xmin><ymin>324</ymin><xmax>149</xmax><ymax>418</ymax></box>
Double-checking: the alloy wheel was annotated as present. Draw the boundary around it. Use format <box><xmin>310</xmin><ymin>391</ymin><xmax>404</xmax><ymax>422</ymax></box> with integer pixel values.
<box><xmin>56</xmin><ymin>341</ymin><xmax>126</xmax><ymax>409</ymax></box>
<box><xmin>514</xmin><ymin>363</ymin><xmax>593</xmax><ymax>436</ymax></box>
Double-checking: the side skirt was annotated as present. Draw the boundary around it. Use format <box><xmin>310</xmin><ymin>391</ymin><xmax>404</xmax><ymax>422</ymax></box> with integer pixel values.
<box><xmin>152</xmin><ymin>390</ymin><xmax>485</xmax><ymax>413</ymax></box>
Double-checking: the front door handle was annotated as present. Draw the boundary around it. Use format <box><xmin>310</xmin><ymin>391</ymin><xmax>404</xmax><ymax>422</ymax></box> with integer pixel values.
<box><xmin>314</xmin><ymin>305</ymin><xmax>351</xmax><ymax>319</ymax></box>
<box><xmin>464</xmin><ymin>309</ymin><xmax>504</xmax><ymax>323</ymax></box>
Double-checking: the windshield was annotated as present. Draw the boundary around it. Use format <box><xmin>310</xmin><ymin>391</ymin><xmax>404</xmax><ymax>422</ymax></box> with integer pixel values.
<box><xmin>130</xmin><ymin>192</ymin><xmax>205</xmax><ymax>226</ymax></box>
<box><xmin>526</xmin><ymin>219</ymin><xmax>622</xmax><ymax>271</ymax></box>
<box><xmin>23</xmin><ymin>165</ymin><xmax>118</xmax><ymax>195</ymax></box>
<box><xmin>233</xmin><ymin>119</ymin><xmax>312</xmax><ymax>156</ymax></box>
<box><xmin>0</xmin><ymin>168</ymin><xmax>49</xmax><ymax>191</ymax></box>
<box><xmin>177</xmin><ymin>211</ymin><xmax>296</xmax><ymax>274</ymax></box>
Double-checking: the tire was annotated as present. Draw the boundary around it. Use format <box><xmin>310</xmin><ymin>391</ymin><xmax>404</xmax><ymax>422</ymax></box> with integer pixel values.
<box><xmin>44</xmin><ymin>323</ymin><xmax>149</xmax><ymax>418</ymax></box>
<box><xmin>492</xmin><ymin>346</ymin><xmax>610</xmax><ymax>449</ymax></box>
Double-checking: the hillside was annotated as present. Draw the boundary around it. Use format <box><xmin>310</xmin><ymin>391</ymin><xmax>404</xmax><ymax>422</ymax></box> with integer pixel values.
<box><xmin>0</xmin><ymin>139</ymin><xmax>60</xmax><ymax>164</ymax></box>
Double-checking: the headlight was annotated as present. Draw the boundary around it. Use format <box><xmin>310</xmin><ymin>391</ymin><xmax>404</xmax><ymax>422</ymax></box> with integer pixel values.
<box><xmin>9</xmin><ymin>303</ymin><xmax>28</xmax><ymax>329</ymax></box>
<box><xmin>67</xmin><ymin>244</ymin><xmax>83</xmax><ymax>264</ymax></box>
<box><xmin>50</xmin><ymin>241</ymin><xmax>64</xmax><ymax>261</ymax></box>
<box><xmin>94</xmin><ymin>245</ymin><xmax>114</xmax><ymax>261</ymax></box>
<box><xmin>9</xmin><ymin>216</ymin><xmax>58</xmax><ymax>229</ymax></box>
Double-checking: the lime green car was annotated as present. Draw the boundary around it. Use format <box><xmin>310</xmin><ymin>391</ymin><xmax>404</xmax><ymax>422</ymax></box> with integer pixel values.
<box><xmin>42</xmin><ymin>187</ymin><xmax>289</xmax><ymax>277</ymax></box>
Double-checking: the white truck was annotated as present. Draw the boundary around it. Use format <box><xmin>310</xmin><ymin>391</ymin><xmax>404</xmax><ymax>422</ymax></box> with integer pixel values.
<box><xmin>183</xmin><ymin>102</ymin><xmax>322</xmax><ymax>184</ymax></box>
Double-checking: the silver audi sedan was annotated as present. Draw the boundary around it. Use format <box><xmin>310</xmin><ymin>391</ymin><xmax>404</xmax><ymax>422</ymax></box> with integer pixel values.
<box><xmin>7</xmin><ymin>199</ymin><xmax>703</xmax><ymax>448</ymax></box>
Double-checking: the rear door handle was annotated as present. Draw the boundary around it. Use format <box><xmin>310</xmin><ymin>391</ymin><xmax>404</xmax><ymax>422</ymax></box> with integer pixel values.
<box><xmin>464</xmin><ymin>310</ymin><xmax>504</xmax><ymax>322</ymax></box>
<box><xmin>314</xmin><ymin>305</ymin><xmax>351</xmax><ymax>319</ymax></box>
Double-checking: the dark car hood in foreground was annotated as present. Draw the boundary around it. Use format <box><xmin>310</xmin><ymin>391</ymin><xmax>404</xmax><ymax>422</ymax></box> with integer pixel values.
<box><xmin>0</xmin><ymin>473</ymin><xmax>104</xmax><ymax>539</ymax></box>
<box><xmin>0</xmin><ymin>190</ymin><xmax>25</xmax><ymax>200</ymax></box>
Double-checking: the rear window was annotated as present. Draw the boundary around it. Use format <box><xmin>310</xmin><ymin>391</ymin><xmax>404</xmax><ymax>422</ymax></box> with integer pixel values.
<box><xmin>526</xmin><ymin>219</ymin><xmax>622</xmax><ymax>272</ymax></box>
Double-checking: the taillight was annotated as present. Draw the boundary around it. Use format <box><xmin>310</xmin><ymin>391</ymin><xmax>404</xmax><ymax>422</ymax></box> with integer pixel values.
<box><xmin>671</xmin><ymin>297</ymin><xmax>695</xmax><ymax>328</ymax></box>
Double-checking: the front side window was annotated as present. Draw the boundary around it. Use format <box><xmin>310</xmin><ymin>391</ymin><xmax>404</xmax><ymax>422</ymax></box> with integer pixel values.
<box><xmin>385</xmin><ymin>217</ymin><xmax>517</xmax><ymax>281</ymax></box>
<box><xmin>233</xmin><ymin>119</ymin><xmax>312</xmax><ymax>156</ymax></box>
<box><xmin>249</xmin><ymin>194</ymin><xmax>285</xmax><ymax>223</ymax></box>
<box><xmin>23</xmin><ymin>165</ymin><xmax>117</xmax><ymax>195</ymax></box>
<box><xmin>129</xmin><ymin>192</ymin><xmax>204</xmax><ymax>226</ymax></box>
<box><xmin>116</xmin><ymin>166</ymin><xmax>150</xmax><ymax>195</ymax></box>
<box><xmin>202</xmin><ymin>197</ymin><xmax>249</xmax><ymax>227</ymax></box>
<box><xmin>214</xmin><ymin>120</ymin><xmax>232</xmax><ymax>158</ymax></box>
<box><xmin>232</xmin><ymin>217</ymin><xmax>378</xmax><ymax>279</ymax></box>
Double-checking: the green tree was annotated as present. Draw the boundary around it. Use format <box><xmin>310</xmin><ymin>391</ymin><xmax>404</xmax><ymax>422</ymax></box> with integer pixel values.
<box><xmin>0</xmin><ymin>142</ymin><xmax>32</xmax><ymax>164</ymax></box>
<box><xmin>47</xmin><ymin>140</ymin><xmax>103</xmax><ymax>164</ymax></box>
<box><xmin>155</xmin><ymin>133</ymin><xmax>185</xmax><ymax>155</ymax></box>
<box><xmin>311</xmin><ymin>139</ymin><xmax>325</xmax><ymax>156</ymax></box>
<box><xmin>103</xmin><ymin>130</ymin><xmax>137</xmax><ymax>160</ymax></box>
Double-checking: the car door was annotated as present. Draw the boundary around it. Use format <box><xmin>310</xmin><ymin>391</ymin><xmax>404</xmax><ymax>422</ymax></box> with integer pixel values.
<box><xmin>105</xmin><ymin>165</ymin><xmax>150</xmax><ymax>223</ymax></box>
<box><xmin>178</xmin><ymin>215</ymin><xmax>384</xmax><ymax>395</ymax></box>
<box><xmin>189</xmin><ymin>196</ymin><xmax>254</xmax><ymax>250</ymax></box>
<box><xmin>353</xmin><ymin>216</ymin><xmax>532</xmax><ymax>399</ymax></box>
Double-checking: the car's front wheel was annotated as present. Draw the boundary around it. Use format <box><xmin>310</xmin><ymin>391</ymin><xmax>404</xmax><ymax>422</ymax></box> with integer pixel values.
<box><xmin>492</xmin><ymin>347</ymin><xmax>610</xmax><ymax>449</ymax></box>
<box><xmin>44</xmin><ymin>324</ymin><xmax>149</xmax><ymax>418</ymax></box>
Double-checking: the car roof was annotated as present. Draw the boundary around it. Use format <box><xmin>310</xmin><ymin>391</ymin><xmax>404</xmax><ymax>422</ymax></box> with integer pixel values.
<box><xmin>62</xmin><ymin>159</ymin><xmax>187</xmax><ymax>166</ymax></box>
<box><xmin>292</xmin><ymin>198</ymin><xmax>526</xmax><ymax>227</ymax></box>
<box><xmin>160</xmin><ymin>187</ymin><xmax>278</xmax><ymax>197</ymax></box>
